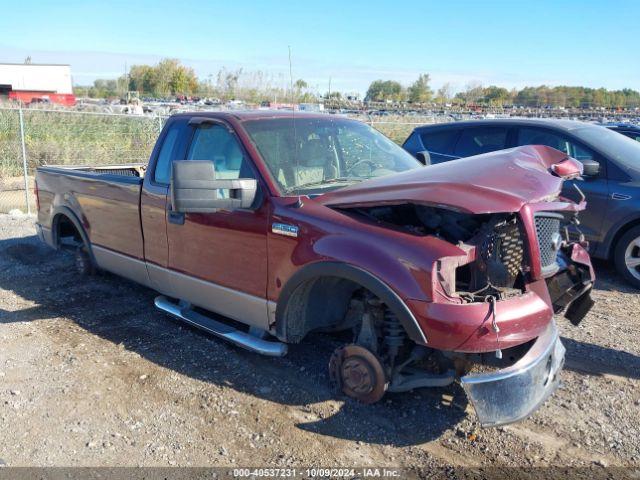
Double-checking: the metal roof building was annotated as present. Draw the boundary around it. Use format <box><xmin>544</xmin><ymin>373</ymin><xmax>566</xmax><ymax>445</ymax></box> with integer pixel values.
<box><xmin>0</xmin><ymin>63</ymin><xmax>73</xmax><ymax>94</ymax></box>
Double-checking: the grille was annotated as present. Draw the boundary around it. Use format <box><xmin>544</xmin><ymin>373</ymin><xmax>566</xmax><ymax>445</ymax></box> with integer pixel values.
<box><xmin>480</xmin><ymin>220</ymin><xmax>524</xmax><ymax>280</ymax></box>
<box><xmin>535</xmin><ymin>214</ymin><xmax>562</xmax><ymax>269</ymax></box>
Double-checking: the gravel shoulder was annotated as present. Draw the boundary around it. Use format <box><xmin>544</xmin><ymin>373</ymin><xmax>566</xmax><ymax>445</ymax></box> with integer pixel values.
<box><xmin>0</xmin><ymin>214</ymin><xmax>638</xmax><ymax>469</ymax></box>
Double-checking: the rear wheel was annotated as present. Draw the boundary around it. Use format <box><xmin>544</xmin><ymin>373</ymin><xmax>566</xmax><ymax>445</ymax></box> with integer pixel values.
<box><xmin>614</xmin><ymin>225</ymin><xmax>640</xmax><ymax>289</ymax></box>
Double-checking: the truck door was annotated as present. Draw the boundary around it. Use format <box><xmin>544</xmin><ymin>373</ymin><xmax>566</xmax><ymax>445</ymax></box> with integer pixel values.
<box><xmin>164</xmin><ymin>120</ymin><xmax>270</xmax><ymax>329</ymax></box>
<box><xmin>141</xmin><ymin>117</ymin><xmax>190</xmax><ymax>293</ymax></box>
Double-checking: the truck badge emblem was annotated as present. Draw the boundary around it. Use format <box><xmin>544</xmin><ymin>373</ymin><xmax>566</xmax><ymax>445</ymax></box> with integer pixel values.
<box><xmin>272</xmin><ymin>223</ymin><xmax>299</xmax><ymax>238</ymax></box>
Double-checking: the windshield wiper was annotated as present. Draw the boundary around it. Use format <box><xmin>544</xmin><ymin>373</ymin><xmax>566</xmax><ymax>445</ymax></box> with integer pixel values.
<box><xmin>284</xmin><ymin>177</ymin><xmax>364</xmax><ymax>194</ymax></box>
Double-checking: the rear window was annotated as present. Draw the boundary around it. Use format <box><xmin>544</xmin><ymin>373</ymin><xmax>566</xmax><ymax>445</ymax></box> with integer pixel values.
<box><xmin>419</xmin><ymin>129</ymin><xmax>460</xmax><ymax>155</ymax></box>
<box><xmin>454</xmin><ymin>127</ymin><xmax>508</xmax><ymax>157</ymax></box>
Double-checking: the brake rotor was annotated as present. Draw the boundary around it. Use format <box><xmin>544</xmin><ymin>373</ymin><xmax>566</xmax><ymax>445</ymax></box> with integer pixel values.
<box><xmin>329</xmin><ymin>344</ymin><xmax>388</xmax><ymax>404</ymax></box>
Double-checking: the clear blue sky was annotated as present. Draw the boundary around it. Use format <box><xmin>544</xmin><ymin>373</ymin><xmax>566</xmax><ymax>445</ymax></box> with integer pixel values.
<box><xmin>0</xmin><ymin>0</ymin><xmax>638</xmax><ymax>94</ymax></box>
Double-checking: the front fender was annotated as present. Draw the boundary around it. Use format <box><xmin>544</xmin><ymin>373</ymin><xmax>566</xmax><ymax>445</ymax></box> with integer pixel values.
<box><xmin>312</xmin><ymin>232</ymin><xmax>468</xmax><ymax>302</ymax></box>
<box><xmin>275</xmin><ymin>260</ymin><xmax>428</xmax><ymax>345</ymax></box>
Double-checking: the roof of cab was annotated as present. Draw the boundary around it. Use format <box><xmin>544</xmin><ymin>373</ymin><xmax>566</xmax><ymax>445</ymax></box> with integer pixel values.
<box><xmin>171</xmin><ymin>109</ymin><xmax>334</xmax><ymax>122</ymax></box>
<box><xmin>415</xmin><ymin>117</ymin><xmax>596</xmax><ymax>132</ymax></box>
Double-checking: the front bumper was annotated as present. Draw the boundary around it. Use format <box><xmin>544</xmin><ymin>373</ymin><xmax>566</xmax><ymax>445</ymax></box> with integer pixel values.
<box><xmin>460</xmin><ymin>320</ymin><xmax>565</xmax><ymax>427</ymax></box>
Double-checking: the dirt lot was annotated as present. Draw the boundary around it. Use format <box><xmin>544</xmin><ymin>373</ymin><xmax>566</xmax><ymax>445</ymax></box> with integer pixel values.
<box><xmin>0</xmin><ymin>213</ymin><xmax>638</xmax><ymax>471</ymax></box>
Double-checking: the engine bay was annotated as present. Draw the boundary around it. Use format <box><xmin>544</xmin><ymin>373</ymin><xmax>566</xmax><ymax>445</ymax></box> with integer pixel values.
<box><xmin>340</xmin><ymin>203</ymin><xmax>530</xmax><ymax>299</ymax></box>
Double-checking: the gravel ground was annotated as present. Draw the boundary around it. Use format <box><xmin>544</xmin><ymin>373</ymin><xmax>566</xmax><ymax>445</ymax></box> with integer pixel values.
<box><xmin>0</xmin><ymin>213</ymin><xmax>638</xmax><ymax>471</ymax></box>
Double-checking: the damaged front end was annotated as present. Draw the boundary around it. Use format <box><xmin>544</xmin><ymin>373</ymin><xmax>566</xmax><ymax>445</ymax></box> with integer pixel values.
<box><xmin>338</xmin><ymin>198</ymin><xmax>594</xmax><ymax>427</ymax></box>
<box><xmin>344</xmin><ymin>201</ymin><xmax>594</xmax><ymax>325</ymax></box>
<box><xmin>460</xmin><ymin>319</ymin><xmax>565</xmax><ymax>427</ymax></box>
<box><xmin>442</xmin><ymin>202</ymin><xmax>594</xmax><ymax>426</ymax></box>
<box><xmin>322</xmin><ymin>146</ymin><xmax>595</xmax><ymax>425</ymax></box>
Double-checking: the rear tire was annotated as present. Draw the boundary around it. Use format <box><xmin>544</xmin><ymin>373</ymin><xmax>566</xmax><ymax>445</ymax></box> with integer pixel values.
<box><xmin>75</xmin><ymin>247</ymin><xmax>95</xmax><ymax>276</ymax></box>
<box><xmin>613</xmin><ymin>225</ymin><xmax>640</xmax><ymax>289</ymax></box>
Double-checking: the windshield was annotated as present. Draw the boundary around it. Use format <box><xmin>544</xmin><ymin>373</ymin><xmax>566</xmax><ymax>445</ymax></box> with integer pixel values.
<box><xmin>242</xmin><ymin>116</ymin><xmax>422</xmax><ymax>195</ymax></box>
<box><xmin>572</xmin><ymin>125</ymin><xmax>640</xmax><ymax>176</ymax></box>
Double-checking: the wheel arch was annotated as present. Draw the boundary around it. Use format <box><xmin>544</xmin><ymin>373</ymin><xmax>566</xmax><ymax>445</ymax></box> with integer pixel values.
<box><xmin>604</xmin><ymin>214</ymin><xmax>640</xmax><ymax>259</ymax></box>
<box><xmin>275</xmin><ymin>261</ymin><xmax>427</xmax><ymax>345</ymax></box>
<box><xmin>51</xmin><ymin>206</ymin><xmax>96</xmax><ymax>265</ymax></box>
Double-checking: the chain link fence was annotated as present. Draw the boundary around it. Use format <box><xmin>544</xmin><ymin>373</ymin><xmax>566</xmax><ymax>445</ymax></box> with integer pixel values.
<box><xmin>0</xmin><ymin>107</ymin><xmax>164</xmax><ymax>214</ymax></box>
<box><xmin>0</xmin><ymin>107</ymin><xmax>446</xmax><ymax>214</ymax></box>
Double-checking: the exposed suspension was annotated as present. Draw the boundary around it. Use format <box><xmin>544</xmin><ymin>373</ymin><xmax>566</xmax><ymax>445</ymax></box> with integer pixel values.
<box><xmin>383</xmin><ymin>308</ymin><xmax>405</xmax><ymax>368</ymax></box>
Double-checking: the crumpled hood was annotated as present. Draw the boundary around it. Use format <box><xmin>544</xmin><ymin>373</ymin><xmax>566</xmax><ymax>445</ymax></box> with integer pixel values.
<box><xmin>319</xmin><ymin>145</ymin><xmax>572</xmax><ymax>214</ymax></box>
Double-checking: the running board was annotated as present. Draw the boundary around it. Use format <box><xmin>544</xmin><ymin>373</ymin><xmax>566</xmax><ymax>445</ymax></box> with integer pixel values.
<box><xmin>154</xmin><ymin>296</ymin><xmax>288</xmax><ymax>357</ymax></box>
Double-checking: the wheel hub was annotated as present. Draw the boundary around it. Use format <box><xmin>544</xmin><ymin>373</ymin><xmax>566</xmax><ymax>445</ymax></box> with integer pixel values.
<box><xmin>329</xmin><ymin>344</ymin><xmax>388</xmax><ymax>404</ymax></box>
<box><xmin>624</xmin><ymin>236</ymin><xmax>640</xmax><ymax>281</ymax></box>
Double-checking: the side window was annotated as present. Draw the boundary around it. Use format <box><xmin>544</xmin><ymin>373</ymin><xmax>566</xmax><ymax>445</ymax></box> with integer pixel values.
<box><xmin>419</xmin><ymin>129</ymin><xmax>460</xmax><ymax>155</ymax></box>
<box><xmin>517</xmin><ymin>128</ymin><xmax>595</xmax><ymax>161</ymax></box>
<box><xmin>187</xmin><ymin>124</ymin><xmax>255</xmax><ymax>181</ymax></box>
<box><xmin>153</xmin><ymin>126</ymin><xmax>181</xmax><ymax>184</ymax></box>
<box><xmin>517</xmin><ymin>128</ymin><xmax>571</xmax><ymax>154</ymax></box>
<box><xmin>454</xmin><ymin>127</ymin><xmax>508</xmax><ymax>157</ymax></box>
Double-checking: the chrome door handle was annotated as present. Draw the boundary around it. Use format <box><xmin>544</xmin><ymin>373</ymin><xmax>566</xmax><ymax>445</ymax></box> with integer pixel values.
<box><xmin>611</xmin><ymin>193</ymin><xmax>631</xmax><ymax>201</ymax></box>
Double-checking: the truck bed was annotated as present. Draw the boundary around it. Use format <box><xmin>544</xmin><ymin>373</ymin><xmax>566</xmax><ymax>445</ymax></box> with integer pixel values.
<box><xmin>36</xmin><ymin>164</ymin><xmax>147</xmax><ymax>262</ymax></box>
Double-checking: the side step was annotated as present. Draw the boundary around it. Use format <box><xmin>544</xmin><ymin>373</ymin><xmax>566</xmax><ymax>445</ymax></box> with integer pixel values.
<box><xmin>154</xmin><ymin>296</ymin><xmax>288</xmax><ymax>357</ymax></box>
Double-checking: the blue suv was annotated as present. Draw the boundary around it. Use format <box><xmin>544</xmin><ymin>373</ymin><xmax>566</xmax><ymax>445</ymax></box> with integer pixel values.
<box><xmin>403</xmin><ymin>119</ymin><xmax>640</xmax><ymax>288</ymax></box>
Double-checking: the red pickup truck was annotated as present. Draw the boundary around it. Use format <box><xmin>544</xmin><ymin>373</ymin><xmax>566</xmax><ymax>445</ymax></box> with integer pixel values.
<box><xmin>35</xmin><ymin>111</ymin><xmax>594</xmax><ymax>427</ymax></box>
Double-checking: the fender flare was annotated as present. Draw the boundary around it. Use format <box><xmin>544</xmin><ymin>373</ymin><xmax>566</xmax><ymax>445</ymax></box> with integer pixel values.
<box><xmin>275</xmin><ymin>261</ymin><xmax>427</xmax><ymax>345</ymax></box>
<box><xmin>51</xmin><ymin>206</ymin><xmax>97</xmax><ymax>266</ymax></box>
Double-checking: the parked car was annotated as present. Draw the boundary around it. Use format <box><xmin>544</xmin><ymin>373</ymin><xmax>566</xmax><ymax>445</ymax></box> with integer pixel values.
<box><xmin>403</xmin><ymin>119</ymin><xmax>640</xmax><ymax>288</ymax></box>
<box><xmin>35</xmin><ymin>111</ymin><xmax>594</xmax><ymax>427</ymax></box>
<box><xmin>603</xmin><ymin>123</ymin><xmax>640</xmax><ymax>142</ymax></box>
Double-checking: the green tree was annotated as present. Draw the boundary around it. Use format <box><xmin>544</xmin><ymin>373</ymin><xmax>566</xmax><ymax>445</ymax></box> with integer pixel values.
<box><xmin>365</xmin><ymin>80</ymin><xmax>404</xmax><ymax>102</ymax></box>
<box><xmin>126</xmin><ymin>60</ymin><xmax>197</xmax><ymax>96</ymax></box>
<box><xmin>407</xmin><ymin>74</ymin><xmax>433</xmax><ymax>103</ymax></box>
<box><xmin>92</xmin><ymin>79</ymin><xmax>119</xmax><ymax>97</ymax></box>
<box><xmin>128</xmin><ymin>65</ymin><xmax>156</xmax><ymax>94</ymax></box>
<box><xmin>483</xmin><ymin>86</ymin><xmax>511</xmax><ymax>105</ymax></box>
<box><xmin>169</xmin><ymin>66</ymin><xmax>198</xmax><ymax>95</ymax></box>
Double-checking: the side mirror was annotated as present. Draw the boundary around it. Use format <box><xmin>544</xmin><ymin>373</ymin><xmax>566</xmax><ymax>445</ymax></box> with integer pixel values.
<box><xmin>581</xmin><ymin>159</ymin><xmax>600</xmax><ymax>177</ymax></box>
<box><xmin>171</xmin><ymin>160</ymin><xmax>257</xmax><ymax>213</ymax></box>
<box><xmin>415</xmin><ymin>150</ymin><xmax>431</xmax><ymax>166</ymax></box>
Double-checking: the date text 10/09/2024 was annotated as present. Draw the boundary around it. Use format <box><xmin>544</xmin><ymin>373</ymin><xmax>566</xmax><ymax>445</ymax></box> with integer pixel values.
<box><xmin>232</xmin><ymin>468</ymin><xmax>402</xmax><ymax>478</ymax></box>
